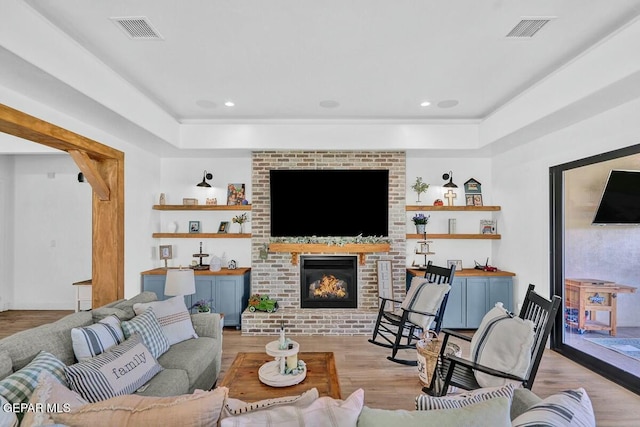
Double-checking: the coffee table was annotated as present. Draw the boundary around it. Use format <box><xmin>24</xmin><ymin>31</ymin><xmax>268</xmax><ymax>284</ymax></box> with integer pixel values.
<box><xmin>219</xmin><ymin>352</ymin><xmax>341</xmax><ymax>401</ymax></box>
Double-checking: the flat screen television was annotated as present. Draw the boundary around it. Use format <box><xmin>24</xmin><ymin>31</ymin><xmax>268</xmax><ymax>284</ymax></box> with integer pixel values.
<box><xmin>592</xmin><ymin>169</ymin><xmax>640</xmax><ymax>225</ymax></box>
<box><xmin>270</xmin><ymin>169</ymin><xmax>389</xmax><ymax>237</ymax></box>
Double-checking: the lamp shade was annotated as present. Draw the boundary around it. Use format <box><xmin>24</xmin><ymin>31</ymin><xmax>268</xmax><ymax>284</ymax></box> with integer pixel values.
<box><xmin>165</xmin><ymin>268</ymin><xmax>196</xmax><ymax>296</ymax></box>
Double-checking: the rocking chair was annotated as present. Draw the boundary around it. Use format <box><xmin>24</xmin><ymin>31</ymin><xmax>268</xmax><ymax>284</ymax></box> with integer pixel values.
<box><xmin>422</xmin><ymin>283</ymin><xmax>562</xmax><ymax>396</ymax></box>
<box><xmin>368</xmin><ymin>261</ymin><xmax>455</xmax><ymax>365</ymax></box>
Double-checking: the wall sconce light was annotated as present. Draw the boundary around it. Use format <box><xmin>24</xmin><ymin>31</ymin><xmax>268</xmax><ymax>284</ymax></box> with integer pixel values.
<box><xmin>77</xmin><ymin>172</ymin><xmax>86</xmax><ymax>183</ymax></box>
<box><xmin>442</xmin><ymin>171</ymin><xmax>458</xmax><ymax>188</ymax></box>
<box><xmin>196</xmin><ymin>170</ymin><xmax>213</xmax><ymax>188</ymax></box>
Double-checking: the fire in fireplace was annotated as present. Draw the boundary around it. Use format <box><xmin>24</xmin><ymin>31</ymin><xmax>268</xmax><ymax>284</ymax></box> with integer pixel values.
<box><xmin>300</xmin><ymin>256</ymin><xmax>357</xmax><ymax>309</ymax></box>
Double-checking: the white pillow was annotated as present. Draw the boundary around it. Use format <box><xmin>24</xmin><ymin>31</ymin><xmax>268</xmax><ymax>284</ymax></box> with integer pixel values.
<box><xmin>0</xmin><ymin>395</ymin><xmax>18</xmax><ymax>427</ymax></box>
<box><xmin>71</xmin><ymin>314</ymin><xmax>124</xmax><ymax>361</ymax></box>
<box><xmin>134</xmin><ymin>296</ymin><xmax>198</xmax><ymax>345</ymax></box>
<box><xmin>470</xmin><ymin>303</ymin><xmax>535</xmax><ymax>388</ymax></box>
<box><xmin>400</xmin><ymin>277</ymin><xmax>450</xmax><ymax>331</ymax></box>
<box><xmin>221</xmin><ymin>388</ymin><xmax>319</xmax><ymax>419</ymax></box>
<box><xmin>64</xmin><ymin>333</ymin><xmax>163</xmax><ymax>403</ymax></box>
<box><xmin>219</xmin><ymin>388</ymin><xmax>364</xmax><ymax>427</ymax></box>
<box><xmin>512</xmin><ymin>388</ymin><xmax>596</xmax><ymax>427</ymax></box>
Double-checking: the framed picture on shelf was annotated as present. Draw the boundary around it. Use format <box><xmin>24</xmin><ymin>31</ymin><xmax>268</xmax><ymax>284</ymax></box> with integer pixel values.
<box><xmin>447</xmin><ymin>260</ymin><xmax>463</xmax><ymax>271</ymax></box>
<box><xmin>465</xmin><ymin>195</ymin><xmax>474</xmax><ymax>206</ymax></box>
<box><xmin>473</xmin><ymin>194</ymin><xmax>483</xmax><ymax>206</ymax></box>
<box><xmin>479</xmin><ymin>219</ymin><xmax>497</xmax><ymax>234</ymax></box>
<box><xmin>189</xmin><ymin>221</ymin><xmax>201</xmax><ymax>233</ymax></box>
<box><xmin>218</xmin><ymin>221</ymin><xmax>230</xmax><ymax>233</ymax></box>
<box><xmin>227</xmin><ymin>183</ymin><xmax>246</xmax><ymax>205</ymax></box>
<box><xmin>159</xmin><ymin>245</ymin><xmax>172</xmax><ymax>260</ymax></box>
<box><xmin>183</xmin><ymin>198</ymin><xmax>198</xmax><ymax>205</ymax></box>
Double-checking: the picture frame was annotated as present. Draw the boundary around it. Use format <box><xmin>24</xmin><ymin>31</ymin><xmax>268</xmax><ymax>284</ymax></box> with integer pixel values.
<box><xmin>227</xmin><ymin>183</ymin><xmax>246</xmax><ymax>205</ymax></box>
<box><xmin>473</xmin><ymin>194</ymin><xmax>483</xmax><ymax>206</ymax></box>
<box><xmin>480</xmin><ymin>219</ymin><xmax>497</xmax><ymax>234</ymax></box>
<box><xmin>183</xmin><ymin>198</ymin><xmax>198</xmax><ymax>205</ymax></box>
<box><xmin>159</xmin><ymin>245</ymin><xmax>172</xmax><ymax>260</ymax></box>
<box><xmin>447</xmin><ymin>259</ymin><xmax>463</xmax><ymax>271</ymax></box>
<box><xmin>218</xmin><ymin>221</ymin><xmax>230</xmax><ymax>233</ymax></box>
<box><xmin>465</xmin><ymin>194</ymin><xmax>474</xmax><ymax>206</ymax></box>
<box><xmin>189</xmin><ymin>220</ymin><xmax>201</xmax><ymax>233</ymax></box>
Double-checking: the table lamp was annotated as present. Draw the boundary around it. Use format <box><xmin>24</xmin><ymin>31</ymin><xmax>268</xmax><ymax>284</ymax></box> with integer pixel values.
<box><xmin>165</xmin><ymin>268</ymin><xmax>196</xmax><ymax>297</ymax></box>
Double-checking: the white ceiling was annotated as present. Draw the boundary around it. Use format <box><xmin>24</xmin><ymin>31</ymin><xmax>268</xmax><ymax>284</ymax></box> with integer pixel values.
<box><xmin>3</xmin><ymin>1</ymin><xmax>640</xmax><ymax>154</ymax></box>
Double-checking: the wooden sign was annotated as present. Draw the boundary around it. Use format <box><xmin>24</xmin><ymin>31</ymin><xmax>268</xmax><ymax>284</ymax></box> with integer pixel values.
<box><xmin>376</xmin><ymin>260</ymin><xmax>393</xmax><ymax>309</ymax></box>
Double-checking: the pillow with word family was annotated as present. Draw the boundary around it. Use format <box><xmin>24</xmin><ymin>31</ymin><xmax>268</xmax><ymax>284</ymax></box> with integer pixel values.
<box><xmin>512</xmin><ymin>388</ymin><xmax>596</xmax><ymax>427</ymax></box>
<box><xmin>400</xmin><ymin>277</ymin><xmax>450</xmax><ymax>331</ymax></box>
<box><xmin>470</xmin><ymin>302</ymin><xmax>535</xmax><ymax>388</ymax></box>
<box><xmin>71</xmin><ymin>314</ymin><xmax>125</xmax><ymax>362</ymax></box>
<box><xmin>120</xmin><ymin>307</ymin><xmax>170</xmax><ymax>359</ymax></box>
<box><xmin>64</xmin><ymin>333</ymin><xmax>163</xmax><ymax>403</ymax></box>
<box><xmin>133</xmin><ymin>296</ymin><xmax>198</xmax><ymax>346</ymax></box>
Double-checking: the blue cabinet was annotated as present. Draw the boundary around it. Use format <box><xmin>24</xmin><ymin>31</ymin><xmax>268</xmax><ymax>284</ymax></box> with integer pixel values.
<box><xmin>141</xmin><ymin>268</ymin><xmax>251</xmax><ymax>329</ymax></box>
<box><xmin>408</xmin><ymin>269</ymin><xmax>514</xmax><ymax>329</ymax></box>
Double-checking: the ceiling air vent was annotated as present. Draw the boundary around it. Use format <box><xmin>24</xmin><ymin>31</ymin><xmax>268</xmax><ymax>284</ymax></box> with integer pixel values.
<box><xmin>110</xmin><ymin>16</ymin><xmax>163</xmax><ymax>40</ymax></box>
<box><xmin>506</xmin><ymin>17</ymin><xmax>554</xmax><ymax>38</ymax></box>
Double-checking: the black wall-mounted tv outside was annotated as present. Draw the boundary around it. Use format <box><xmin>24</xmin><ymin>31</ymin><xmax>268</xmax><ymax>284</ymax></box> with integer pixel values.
<box><xmin>592</xmin><ymin>169</ymin><xmax>640</xmax><ymax>225</ymax></box>
<box><xmin>270</xmin><ymin>169</ymin><xmax>389</xmax><ymax>237</ymax></box>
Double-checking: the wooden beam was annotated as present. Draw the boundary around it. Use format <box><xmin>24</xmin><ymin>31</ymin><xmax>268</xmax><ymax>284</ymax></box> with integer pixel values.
<box><xmin>0</xmin><ymin>102</ymin><xmax>125</xmax><ymax>307</ymax></box>
<box><xmin>68</xmin><ymin>150</ymin><xmax>110</xmax><ymax>201</ymax></box>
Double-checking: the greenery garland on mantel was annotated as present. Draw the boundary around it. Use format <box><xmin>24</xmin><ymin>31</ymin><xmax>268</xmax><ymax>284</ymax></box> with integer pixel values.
<box><xmin>270</xmin><ymin>235</ymin><xmax>390</xmax><ymax>246</ymax></box>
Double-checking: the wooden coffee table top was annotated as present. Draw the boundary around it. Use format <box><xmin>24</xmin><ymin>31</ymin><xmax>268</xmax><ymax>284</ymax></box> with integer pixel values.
<box><xmin>219</xmin><ymin>352</ymin><xmax>341</xmax><ymax>401</ymax></box>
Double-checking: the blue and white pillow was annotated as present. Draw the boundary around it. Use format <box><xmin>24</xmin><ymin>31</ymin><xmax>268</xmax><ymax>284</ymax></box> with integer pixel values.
<box><xmin>512</xmin><ymin>388</ymin><xmax>595</xmax><ymax>427</ymax></box>
<box><xmin>71</xmin><ymin>314</ymin><xmax>124</xmax><ymax>361</ymax></box>
<box><xmin>64</xmin><ymin>333</ymin><xmax>162</xmax><ymax>403</ymax></box>
<box><xmin>415</xmin><ymin>383</ymin><xmax>515</xmax><ymax>410</ymax></box>
<box><xmin>120</xmin><ymin>307</ymin><xmax>170</xmax><ymax>359</ymax></box>
<box><xmin>0</xmin><ymin>351</ymin><xmax>66</xmax><ymax>405</ymax></box>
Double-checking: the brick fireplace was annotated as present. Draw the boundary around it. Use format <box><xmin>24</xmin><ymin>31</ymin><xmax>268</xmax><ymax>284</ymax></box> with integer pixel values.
<box><xmin>242</xmin><ymin>151</ymin><xmax>406</xmax><ymax>335</ymax></box>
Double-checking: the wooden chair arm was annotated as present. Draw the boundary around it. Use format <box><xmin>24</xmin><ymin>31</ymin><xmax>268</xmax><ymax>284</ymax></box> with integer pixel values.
<box><xmin>440</xmin><ymin>328</ymin><xmax>472</xmax><ymax>342</ymax></box>
<box><xmin>444</xmin><ymin>354</ymin><xmax>526</xmax><ymax>382</ymax></box>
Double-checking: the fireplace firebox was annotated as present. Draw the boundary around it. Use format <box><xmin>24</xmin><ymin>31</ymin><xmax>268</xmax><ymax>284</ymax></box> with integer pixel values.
<box><xmin>300</xmin><ymin>256</ymin><xmax>357</xmax><ymax>309</ymax></box>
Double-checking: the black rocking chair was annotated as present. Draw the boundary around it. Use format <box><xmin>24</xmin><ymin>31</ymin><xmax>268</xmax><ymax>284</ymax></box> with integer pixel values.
<box><xmin>368</xmin><ymin>261</ymin><xmax>456</xmax><ymax>365</ymax></box>
<box><xmin>422</xmin><ymin>283</ymin><xmax>562</xmax><ymax>396</ymax></box>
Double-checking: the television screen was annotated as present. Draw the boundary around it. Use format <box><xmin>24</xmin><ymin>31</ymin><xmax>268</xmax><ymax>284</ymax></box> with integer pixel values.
<box><xmin>592</xmin><ymin>169</ymin><xmax>640</xmax><ymax>225</ymax></box>
<box><xmin>270</xmin><ymin>169</ymin><xmax>389</xmax><ymax>237</ymax></box>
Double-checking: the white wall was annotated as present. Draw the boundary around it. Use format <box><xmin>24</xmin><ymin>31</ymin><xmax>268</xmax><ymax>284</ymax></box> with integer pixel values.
<box><xmin>12</xmin><ymin>154</ymin><xmax>91</xmax><ymax>309</ymax></box>
<box><xmin>156</xmin><ymin>156</ymin><xmax>253</xmax><ymax>269</ymax></box>
<box><xmin>492</xmin><ymin>96</ymin><xmax>640</xmax><ymax>325</ymax></box>
<box><xmin>405</xmin><ymin>156</ymin><xmax>495</xmax><ymax>270</ymax></box>
<box><xmin>0</xmin><ymin>156</ymin><xmax>15</xmax><ymax>311</ymax></box>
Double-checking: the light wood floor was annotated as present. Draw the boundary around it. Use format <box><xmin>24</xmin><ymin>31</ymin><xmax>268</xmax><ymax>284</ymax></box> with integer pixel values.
<box><xmin>2</xmin><ymin>311</ymin><xmax>640</xmax><ymax>425</ymax></box>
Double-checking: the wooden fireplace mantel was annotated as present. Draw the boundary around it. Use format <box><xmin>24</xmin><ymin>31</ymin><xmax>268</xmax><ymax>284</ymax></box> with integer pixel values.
<box><xmin>268</xmin><ymin>243</ymin><xmax>391</xmax><ymax>265</ymax></box>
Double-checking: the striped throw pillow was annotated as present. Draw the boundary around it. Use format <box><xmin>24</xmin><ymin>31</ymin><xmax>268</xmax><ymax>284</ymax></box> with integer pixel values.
<box><xmin>120</xmin><ymin>307</ymin><xmax>170</xmax><ymax>359</ymax></box>
<box><xmin>64</xmin><ymin>333</ymin><xmax>162</xmax><ymax>403</ymax></box>
<box><xmin>133</xmin><ymin>296</ymin><xmax>198</xmax><ymax>345</ymax></box>
<box><xmin>512</xmin><ymin>388</ymin><xmax>596</xmax><ymax>427</ymax></box>
<box><xmin>0</xmin><ymin>351</ymin><xmax>66</xmax><ymax>405</ymax></box>
<box><xmin>415</xmin><ymin>383</ymin><xmax>515</xmax><ymax>410</ymax></box>
<box><xmin>71</xmin><ymin>314</ymin><xmax>124</xmax><ymax>362</ymax></box>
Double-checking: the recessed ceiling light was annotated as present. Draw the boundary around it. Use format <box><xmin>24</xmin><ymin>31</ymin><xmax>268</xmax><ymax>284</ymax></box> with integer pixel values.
<box><xmin>224</xmin><ymin>101</ymin><xmax>235</xmax><ymax>107</ymax></box>
<box><xmin>196</xmin><ymin>99</ymin><xmax>217</xmax><ymax>109</ymax></box>
<box><xmin>319</xmin><ymin>100</ymin><xmax>340</xmax><ymax>109</ymax></box>
<box><xmin>420</xmin><ymin>101</ymin><xmax>431</xmax><ymax>107</ymax></box>
<box><xmin>437</xmin><ymin>100</ymin><xmax>459</xmax><ymax>109</ymax></box>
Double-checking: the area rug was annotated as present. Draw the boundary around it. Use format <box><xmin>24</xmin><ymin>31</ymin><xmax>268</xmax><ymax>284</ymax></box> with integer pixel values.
<box><xmin>584</xmin><ymin>338</ymin><xmax>640</xmax><ymax>361</ymax></box>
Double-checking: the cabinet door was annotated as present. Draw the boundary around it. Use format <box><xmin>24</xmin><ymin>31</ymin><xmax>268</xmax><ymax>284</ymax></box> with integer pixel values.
<box><xmin>442</xmin><ymin>278</ymin><xmax>466</xmax><ymax>329</ymax></box>
<box><xmin>142</xmin><ymin>276</ymin><xmax>167</xmax><ymax>301</ymax></box>
<box><xmin>466</xmin><ymin>278</ymin><xmax>489</xmax><ymax>328</ymax></box>
<box><xmin>193</xmin><ymin>277</ymin><xmax>215</xmax><ymax>313</ymax></box>
<box><xmin>215</xmin><ymin>277</ymin><xmax>241</xmax><ymax>327</ymax></box>
<box><xmin>487</xmin><ymin>278</ymin><xmax>513</xmax><ymax>313</ymax></box>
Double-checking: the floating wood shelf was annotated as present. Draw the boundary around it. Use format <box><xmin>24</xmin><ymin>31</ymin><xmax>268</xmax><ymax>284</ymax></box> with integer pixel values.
<box><xmin>153</xmin><ymin>233</ymin><xmax>251</xmax><ymax>238</ymax></box>
<box><xmin>406</xmin><ymin>233</ymin><xmax>501</xmax><ymax>240</ymax></box>
<box><xmin>153</xmin><ymin>204</ymin><xmax>251</xmax><ymax>211</ymax></box>
<box><xmin>406</xmin><ymin>205</ymin><xmax>500</xmax><ymax>211</ymax></box>
<box><xmin>268</xmin><ymin>243</ymin><xmax>390</xmax><ymax>265</ymax></box>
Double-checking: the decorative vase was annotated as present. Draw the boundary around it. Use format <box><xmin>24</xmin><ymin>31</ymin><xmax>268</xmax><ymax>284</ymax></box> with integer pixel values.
<box><xmin>167</xmin><ymin>221</ymin><xmax>178</xmax><ymax>233</ymax></box>
<box><xmin>416</xmin><ymin>224</ymin><xmax>426</xmax><ymax>234</ymax></box>
<box><xmin>239</xmin><ymin>223</ymin><xmax>245</xmax><ymax>234</ymax></box>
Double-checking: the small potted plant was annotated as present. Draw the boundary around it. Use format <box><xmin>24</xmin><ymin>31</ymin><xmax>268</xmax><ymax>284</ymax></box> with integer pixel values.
<box><xmin>412</xmin><ymin>213</ymin><xmax>430</xmax><ymax>234</ymax></box>
<box><xmin>411</xmin><ymin>177</ymin><xmax>430</xmax><ymax>204</ymax></box>
<box><xmin>232</xmin><ymin>213</ymin><xmax>249</xmax><ymax>233</ymax></box>
<box><xmin>190</xmin><ymin>299</ymin><xmax>213</xmax><ymax>313</ymax></box>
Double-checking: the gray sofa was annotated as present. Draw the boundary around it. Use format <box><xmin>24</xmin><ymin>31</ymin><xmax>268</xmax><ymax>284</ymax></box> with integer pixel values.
<box><xmin>0</xmin><ymin>292</ymin><xmax>222</xmax><ymax>397</ymax></box>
